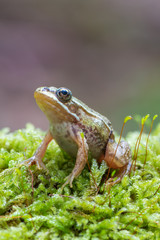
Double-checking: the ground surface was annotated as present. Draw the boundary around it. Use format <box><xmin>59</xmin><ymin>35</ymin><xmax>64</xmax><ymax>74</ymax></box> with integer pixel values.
<box><xmin>0</xmin><ymin>124</ymin><xmax>159</xmax><ymax>239</ymax></box>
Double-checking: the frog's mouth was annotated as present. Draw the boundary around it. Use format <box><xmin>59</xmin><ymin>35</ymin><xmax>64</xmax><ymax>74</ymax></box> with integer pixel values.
<box><xmin>34</xmin><ymin>89</ymin><xmax>79</xmax><ymax>122</ymax></box>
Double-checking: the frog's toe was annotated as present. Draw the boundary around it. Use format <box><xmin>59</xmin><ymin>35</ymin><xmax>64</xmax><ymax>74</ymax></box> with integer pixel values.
<box><xmin>20</xmin><ymin>157</ymin><xmax>48</xmax><ymax>172</ymax></box>
<box><xmin>35</xmin><ymin>159</ymin><xmax>47</xmax><ymax>171</ymax></box>
<box><xmin>105</xmin><ymin>178</ymin><xmax>114</xmax><ymax>187</ymax></box>
<box><xmin>68</xmin><ymin>177</ymin><xmax>74</xmax><ymax>188</ymax></box>
<box><xmin>61</xmin><ymin>180</ymin><xmax>69</xmax><ymax>190</ymax></box>
<box><xmin>20</xmin><ymin>157</ymin><xmax>35</xmax><ymax>167</ymax></box>
<box><xmin>62</xmin><ymin>173</ymin><xmax>74</xmax><ymax>189</ymax></box>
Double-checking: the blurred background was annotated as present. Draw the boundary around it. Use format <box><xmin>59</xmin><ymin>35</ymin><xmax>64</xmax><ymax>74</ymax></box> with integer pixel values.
<box><xmin>0</xmin><ymin>0</ymin><xmax>160</xmax><ymax>135</ymax></box>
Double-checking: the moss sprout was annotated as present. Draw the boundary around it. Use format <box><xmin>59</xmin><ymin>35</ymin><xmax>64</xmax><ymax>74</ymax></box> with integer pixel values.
<box><xmin>0</xmin><ymin>123</ymin><xmax>159</xmax><ymax>239</ymax></box>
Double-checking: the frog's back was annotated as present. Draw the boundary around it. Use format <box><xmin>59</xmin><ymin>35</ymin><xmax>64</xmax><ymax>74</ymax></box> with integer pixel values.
<box><xmin>74</xmin><ymin>97</ymin><xmax>113</xmax><ymax>132</ymax></box>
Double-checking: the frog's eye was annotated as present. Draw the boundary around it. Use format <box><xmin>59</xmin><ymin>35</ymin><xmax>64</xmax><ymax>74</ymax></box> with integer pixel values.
<box><xmin>56</xmin><ymin>87</ymin><xmax>72</xmax><ymax>102</ymax></box>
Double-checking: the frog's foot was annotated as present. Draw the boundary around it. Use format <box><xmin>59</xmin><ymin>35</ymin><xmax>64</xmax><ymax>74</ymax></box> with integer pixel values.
<box><xmin>105</xmin><ymin>177</ymin><xmax>116</xmax><ymax>187</ymax></box>
<box><xmin>106</xmin><ymin>161</ymin><xmax>131</xmax><ymax>187</ymax></box>
<box><xmin>20</xmin><ymin>156</ymin><xmax>48</xmax><ymax>172</ymax></box>
<box><xmin>61</xmin><ymin>173</ymin><xmax>75</xmax><ymax>189</ymax></box>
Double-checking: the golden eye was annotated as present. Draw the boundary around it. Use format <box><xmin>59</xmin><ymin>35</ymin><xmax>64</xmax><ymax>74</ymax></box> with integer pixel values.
<box><xmin>56</xmin><ymin>87</ymin><xmax>72</xmax><ymax>102</ymax></box>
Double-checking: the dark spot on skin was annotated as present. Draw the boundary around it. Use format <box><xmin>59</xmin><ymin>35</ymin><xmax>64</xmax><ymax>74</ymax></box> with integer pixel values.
<box><xmin>69</xmin><ymin>104</ymin><xmax>77</xmax><ymax>113</ymax></box>
<box><xmin>82</xmin><ymin>128</ymin><xmax>88</xmax><ymax>134</ymax></box>
<box><xmin>108</xmin><ymin>121</ymin><xmax>112</xmax><ymax>127</ymax></box>
<box><xmin>109</xmin><ymin>130</ymin><xmax>115</xmax><ymax>140</ymax></box>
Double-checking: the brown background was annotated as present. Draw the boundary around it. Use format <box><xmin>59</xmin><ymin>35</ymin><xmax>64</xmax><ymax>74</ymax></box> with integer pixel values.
<box><xmin>0</xmin><ymin>0</ymin><xmax>160</xmax><ymax>134</ymax></box>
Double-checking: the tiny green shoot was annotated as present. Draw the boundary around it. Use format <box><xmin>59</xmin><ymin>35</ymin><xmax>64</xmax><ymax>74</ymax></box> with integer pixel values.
<box><xmin>143</xmin><ymin>114</ymin><xmax>158</xmax><ymax>169</ymax></box>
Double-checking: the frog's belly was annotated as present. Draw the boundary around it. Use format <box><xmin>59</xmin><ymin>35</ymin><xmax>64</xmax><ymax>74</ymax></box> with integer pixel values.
<box><xmin>50</xmin><ymin>123</ymin><xmax>78</xmax><ymax>157</ymax></box>
<box><xmin>50</xmin><ymin>122</ymin><xmax>106</xmax><ymax>159</ymax></box>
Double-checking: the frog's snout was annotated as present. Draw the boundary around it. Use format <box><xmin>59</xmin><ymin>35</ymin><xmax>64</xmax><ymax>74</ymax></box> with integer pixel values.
<box><xmin>35</xmin><ymin>87</ymin><xmax>50</xmax><ymax>93</ymax></box>
<box><xmin>34</xmin><ymin>87</ymin><xmax>57</xmax><ymax>100</ymax></box>
<box><xmin>41</xmin><ymin>87</ymin><xmax>50</xmax><ymax>92</ymax></box>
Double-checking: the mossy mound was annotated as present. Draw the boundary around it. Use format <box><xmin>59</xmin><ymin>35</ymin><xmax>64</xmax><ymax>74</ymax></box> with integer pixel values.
<box><xmin>0</xmin><ymin>124</ymin><xmax>159</xmax><ymax>239</ymax></box>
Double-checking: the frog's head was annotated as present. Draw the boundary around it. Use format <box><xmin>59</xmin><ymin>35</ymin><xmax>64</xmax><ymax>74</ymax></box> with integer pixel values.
<box><xmin>34</xmin><ymin>87</ymin><xmax>80</xmax><ymax>123</ymax></box>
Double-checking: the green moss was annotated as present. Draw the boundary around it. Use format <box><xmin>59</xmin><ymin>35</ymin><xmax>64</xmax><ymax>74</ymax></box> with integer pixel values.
<box><xmin>0</xmin><ymin>123</ymin><xmax>159</xmax><ymax>240</ymax></box>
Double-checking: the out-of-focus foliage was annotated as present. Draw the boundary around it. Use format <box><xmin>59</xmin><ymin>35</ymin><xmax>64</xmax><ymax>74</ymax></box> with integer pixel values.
<box><xmin>0</xmin><ymin>124</ymin><xmax>159</xmax><ymax>239</ymax></box>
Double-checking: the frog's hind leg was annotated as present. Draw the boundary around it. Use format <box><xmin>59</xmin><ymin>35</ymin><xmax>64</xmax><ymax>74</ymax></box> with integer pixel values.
<box><xmin>62</xmin><ymin>131</ymin><xmax>89</xmax><ymax>189</ymax></box>
<box><xmin>104</xmin><ymin>139</ymin><xmax>132</xmax><ymax>186</ymax></box>
<box><xmin>20</xmin><ymin>130</ymin><xmax>53</xmax><ymax>171</ymax></box>
<box><xmin>107</xmin><ymin>161</ymin><xmax>131</xmax><ymax>186</ymax></box>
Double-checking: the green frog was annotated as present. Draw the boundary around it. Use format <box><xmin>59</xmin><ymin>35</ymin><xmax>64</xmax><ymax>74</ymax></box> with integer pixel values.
<box><xmin>21</xmin><ymin>87</ymin><xmax>131</xmax><ymax>188</ymax></box>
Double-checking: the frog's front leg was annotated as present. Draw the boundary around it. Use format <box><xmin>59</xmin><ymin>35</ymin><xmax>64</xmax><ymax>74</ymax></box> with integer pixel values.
<box><xmin>20</xmin><ymin>130</ymin><xmax>53</xmax><ymax>170</ymax></box>
<box><xmin>62</xmin><ymin>131</ymin><xmax>89</xmax><ymax>189</ymax></box>
<box><xmin>104</xmin><ymin>139</ymin><xmax>132</xmax><ymax>186</ymax></box>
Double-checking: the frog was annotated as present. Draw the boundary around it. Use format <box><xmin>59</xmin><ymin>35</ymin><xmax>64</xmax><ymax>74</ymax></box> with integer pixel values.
<box><xmin>21</xmin><ymin>87</ymin><xmax>132</xmax><ymax>188</ymax></box>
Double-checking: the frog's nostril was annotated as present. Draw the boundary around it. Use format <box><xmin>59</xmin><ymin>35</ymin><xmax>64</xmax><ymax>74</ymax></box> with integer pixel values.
<box><xmin>42</xmin><ymin>87</ymin><xmax>50</xmax><ymax>92</ymax></box>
